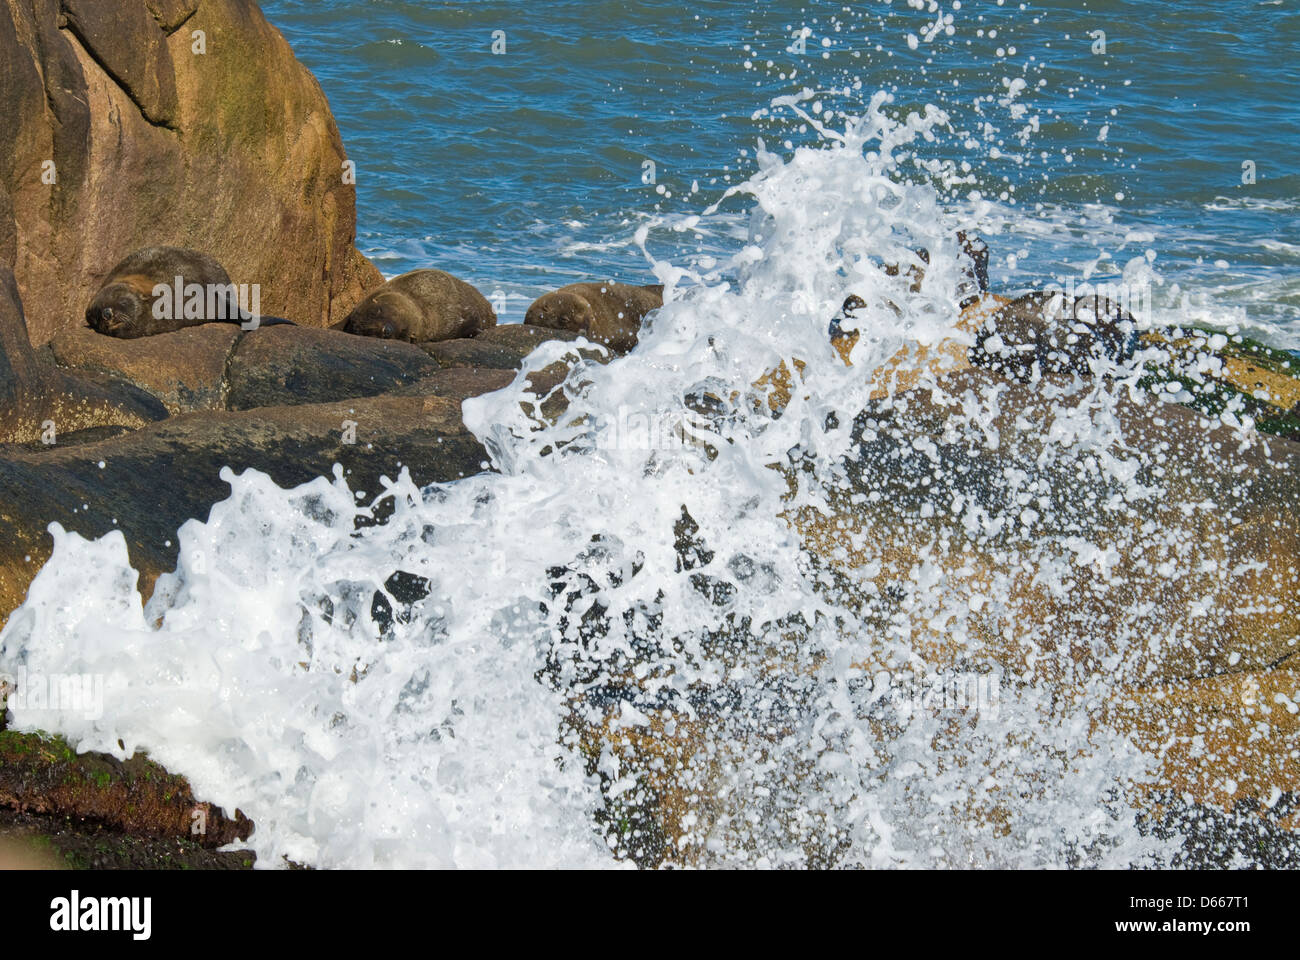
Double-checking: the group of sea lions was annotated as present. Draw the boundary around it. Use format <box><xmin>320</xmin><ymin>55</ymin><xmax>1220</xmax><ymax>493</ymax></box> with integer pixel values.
<box><xmin>83</xmin><ymin>246</ymin><xmax>665</xmax><ymax>353</ymax></box>
<box><xmin>85</xmin><ymin>240</ymin><xmax>1144</xmax><ymax>397</ymax></box>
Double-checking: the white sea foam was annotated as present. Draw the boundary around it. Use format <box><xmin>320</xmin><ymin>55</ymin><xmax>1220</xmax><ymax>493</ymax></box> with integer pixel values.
<box><xmin>0</xmin><ymin>88</ymin><xmax>1267</xmax><ymax>869</ymax></box>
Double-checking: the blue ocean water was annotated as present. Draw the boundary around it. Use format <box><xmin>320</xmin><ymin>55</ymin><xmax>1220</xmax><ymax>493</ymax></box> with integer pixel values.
<box><xmin>262</xmin><ymin>0</ymin><xmax>1299</xmax><ymax>341</ymax></box>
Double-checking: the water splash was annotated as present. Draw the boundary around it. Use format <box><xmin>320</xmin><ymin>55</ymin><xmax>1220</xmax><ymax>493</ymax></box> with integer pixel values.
<box><xmin>3</xmin><ymin>90</ymin><xmax>1293</xmax><ymax>868</ymax></box>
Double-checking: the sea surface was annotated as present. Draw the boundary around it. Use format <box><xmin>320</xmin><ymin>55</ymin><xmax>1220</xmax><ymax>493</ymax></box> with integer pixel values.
<box><xmin>263</xmin><ymin>0</ymin><xmax>1299</xmax><ymax>342</ymax></box>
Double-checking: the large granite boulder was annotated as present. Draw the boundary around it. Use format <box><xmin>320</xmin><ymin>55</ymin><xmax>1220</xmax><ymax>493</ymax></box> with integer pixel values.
<box><xmin>419</xmin><ymin>338</ymin><xmax>538</xmax><ymax>371</ymax></box>
<box><xmin>0</xmin><ymin>392</ymin><xmax>494</xmax><ymax>622</ymax></box>
<box><xmin>0</xmin><ymin>0</ymin><xmax>381</xmax><ymax>345</ymax></box>
<box><xmin>0</xmin><ymin>266</ymin><xmax>167</xmax><ymax>444</ymax></box>
<box><xmin>792</xmin><ymin>367</ymin><xmax>1300</xmax><ymax>687</ymax></box>
<box><xmin>574</xmin><ymin>361</ymin><xmax>1300</xmax><ymax>864</ymax></box>
<box><xmin>419</xmin><ymin>324</ymin><xmax>587</xmax><ymax>369</ymax></box>
<box><xmin>476</xmin><ymin>322</ymin><xmax>585</xmax><ymax>354</ymax></box>
<box><xmin>47</xmin><ymin>323</ymin><xmax>242</xmax><ymax>415</ymax></box>
<box><xmin>48</xmin><ymin>321</ymin><xmax>534</xmax><ymax>414</ymax></box>
<box><xmin>224</xmin><ymin>325</ymin><xmax>443</xmax><ymax>410</ymax></box>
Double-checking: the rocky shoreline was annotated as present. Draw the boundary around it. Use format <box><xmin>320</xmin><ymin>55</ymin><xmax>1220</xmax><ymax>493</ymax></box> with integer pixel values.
<box><xmin>0</xmin><ymin>0</ymin><xmax>619</xmax><ymax>865</ymax></box>
<box><xmin>1</xmin><ymin>1</ymin><xmax>1298</xmax><ymax>868</ymax></box>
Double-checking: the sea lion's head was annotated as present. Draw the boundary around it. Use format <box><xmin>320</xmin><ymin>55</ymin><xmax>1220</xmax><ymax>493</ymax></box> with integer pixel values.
<box><xmin>526</xmin><ymin>291</ymin><xmax>599</xmax><ymax>339</ymax></box>
<box><xmin>85</xmin><ymin>280</ymin><xmax>153</xmax><ymax>338</ymax></box>
<box><xmin>343</xmin><ymin>291</ymin><xmax>416</xmax><ymax>341</ymax></box>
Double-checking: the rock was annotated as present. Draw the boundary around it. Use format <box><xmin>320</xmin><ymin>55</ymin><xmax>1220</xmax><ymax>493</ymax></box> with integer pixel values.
<box><xmin>1104</xmin><ymin>665</ymin><xmax>1300</xmax><ymax>816</ymax></box>
<box><xmin>968</xmin><ymin>292</ymin><xmax>1055</xmax><ymax>379</ymax></box>
<box><xmin>0</xmin><ymin>808</ymin><xmax>255</xmax><ymax>870</ymax></box>
<box><xmin>1139</xmin><ymin>327</ymin><xmax>1300</xmax><ymax>442</ymax></box>
<box><xmin>1038</xmin><ymin>293</ymin><xmax>1137</xmax><ymax>376</ymax></box>
<box><xmin>792</xmin><ymin>367</ymin><xmax>1300</xmax><ymax>687</ymax></box>
<box><xmin>418</xmin><ymin>338</ymin><xmax>534</xmax><ymax>370</ymax></box>
<box><xmin>49</xmin><ymin>323</ymin><xmax>241</xmax><ymax>415</ymax></box>
<box><xmin>0</xmin><ymin>393</ymin><xmax>491</xmax><ymax>622</ymax></box>
<box><xmin>0</xmin><ymin>0</ymin><xmax>381</xmax><ymax>345</ymax></box>
<box><xmin>0</xmin><ymin>425</ymin><xmax>138</xmax><ymax>452</ymax></box>
<box><xmin>0</xmin><ymin>729</ymin><xmax>251</xmax><ymax>849</ymax></box>
<box><xmin>391</xmin><ymin>367</ymin><xmax>516</xmax><ymax>401</ymax></box>
<box><xmin>419</xmin><ymin>323</ymin><xmax>591</xmax><ymax>370</ymax></box>
<box><xmin>970</xmin><ymin>291</ymin><xmax>1137</xmax><ymax>379</ymax></box>
<box><xmin>476</xmin><ymin>322</ymin><xmax>584</xmax><ymax>353</ymax></box>
<box><xmin>760</xmin><ymin>294</ymin><xmax>1007</xmax><ymax>414</ymax></box>
<box><xmin>0</xmin><ymin>265</ymin><xmax>168</xmax><ymax>444</ymax></box>
<box><xmin>414</xmin><ymin>325</ymin><xmax>609</xmax><ymax>420</ymax></box>
<box><xmin>224</xmin><ymin>325</ymin><xmax>442</xmax><ymax>410</ymax></box>
<box><xmin>48</xmin><ymin>322</ymin><xmax>518</xmax><ymax>415</ymax></box>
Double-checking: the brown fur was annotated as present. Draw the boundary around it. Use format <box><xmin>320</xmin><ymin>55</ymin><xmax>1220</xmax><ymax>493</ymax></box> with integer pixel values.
<box><xmin>524</xmin><ymin>282</ymin><xmax>663</xmax><ymax>354</ymax></box>
<box><xmin>343</xmin><ymin>269</ymin><xmax>497</xmax><ymax>342</ymax></box>
<box><xmin>86</xmin><ymin>247</ymin><xmax>243</xmax><ymax>339</ymax></box>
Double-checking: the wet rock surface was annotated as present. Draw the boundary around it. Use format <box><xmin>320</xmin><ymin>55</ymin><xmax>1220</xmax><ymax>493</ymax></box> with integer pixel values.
<box><xmin>0</xmin><ymin>267</ymin><xmax>169</xmax><ymax>444</ymax></box>
<box><xmin>797</xmin><ymin>367</ymin><xmax>1300</xmax><ymax>685</ymax></box>
<box><xmin>224</xmin><ymin>325</ymin><xmax>442</xmax><ymax>410</ymax></box>
<box><xmin>49</xmin><ymin>323</ymin><xmax>241</xmax><ymax>415</ymax></box>
<box><xmin>0</xmin><ymin>393</ymin><xmax>492</xmax><ymax>619</ymax></box>
<box><xmin>0</xmin><ymin>728</ymin><xmax>251</xmax><ymax>854</ymax></box>
<box><xmin>0</xmin><ymin>808</ymin><xmax>255</xmax><ymax>870</ymax></box>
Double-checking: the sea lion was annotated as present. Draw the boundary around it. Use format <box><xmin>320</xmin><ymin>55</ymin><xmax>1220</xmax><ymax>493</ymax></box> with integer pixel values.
<box><xmin>524</xmin><ymin>282</ymin><xmax>663</xmax><ymax>354</ymax></box>
<box><xmin>971</xmin><ymin>291</ymin><xmax>1137</xmax><ymax>380</ymax></box>
<box><xmin>342</xmin><ymin>269</ymin><xmax>497</xmax><ymax>342</ymax></box>
<box><xmin>86</xmin><ymin>247</ymin><xmax>290</xmax><ymax>338</ymax></box>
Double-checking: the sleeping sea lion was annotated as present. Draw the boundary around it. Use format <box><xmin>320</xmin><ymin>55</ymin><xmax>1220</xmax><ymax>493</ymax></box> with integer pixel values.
<box><xmin>524</xmin><ymin>282</ymin><xmax>663</xmax><ymax>354</ymax></box>
<box><xmin>86</xmin><ymin>247</ymin><xmax>290</xmax><ymax>338</ymax></box>
<box><xmin>342</xmin><ymin>269</ymin><xmax>497</xmax><ymax>342</ymax></box>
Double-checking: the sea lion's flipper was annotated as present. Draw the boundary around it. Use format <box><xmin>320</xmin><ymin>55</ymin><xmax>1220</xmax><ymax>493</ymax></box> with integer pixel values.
<box><xmin>224</xmin><ymin>291</ymin><xmax>295</xmax><ymax>329</ymax></box>
<box><xmin>232</xmin><ymin>315</ymin><xmax>295</xmax><ymax>329</ymax></box>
